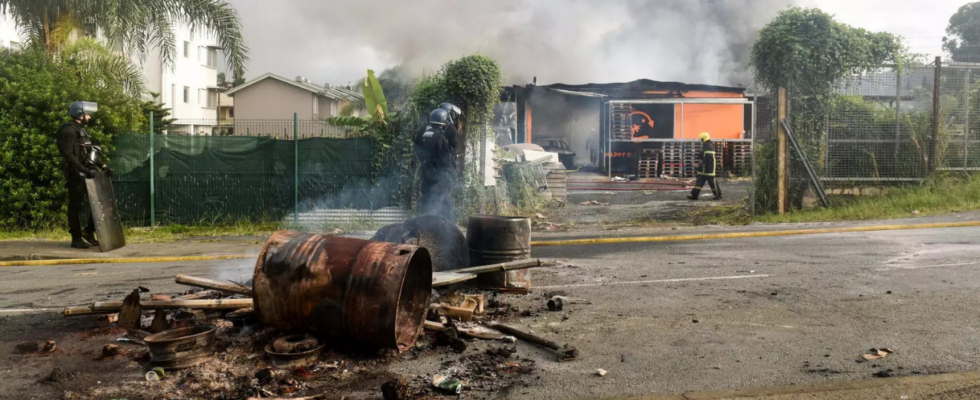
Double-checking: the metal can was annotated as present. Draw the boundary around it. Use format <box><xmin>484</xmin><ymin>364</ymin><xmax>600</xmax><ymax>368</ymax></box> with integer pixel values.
<box><xmin>432</xmin><ymin>374</ymin><xmax>463</xmax><ymax>394</ymax></box>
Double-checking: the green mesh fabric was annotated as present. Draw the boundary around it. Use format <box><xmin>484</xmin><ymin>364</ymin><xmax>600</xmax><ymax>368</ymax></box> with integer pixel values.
<box><xmin>108</xmin><ymin>134</ymin><xmax>384</xmax><ymax>225</ymax></box>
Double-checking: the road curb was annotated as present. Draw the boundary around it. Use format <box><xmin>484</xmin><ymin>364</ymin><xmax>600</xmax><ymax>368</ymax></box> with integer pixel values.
<box><xmin>0</xmin><ymin>254</ymin><xmax>252</xmax><ymax>268</ymax></box>
<box><xmin>529</xmin><ymin>220</ymin><xmax>980</xmax><ymax>247</ymax></box>
<box><xmin>601</xmin><ymin>370</ymin><xmax>980</xmax><ymax>399</ymax></box>
<box><xmin>4</xmin><ymin>220</ymin><xmax>979</xmax><ymax>266</ymax></box>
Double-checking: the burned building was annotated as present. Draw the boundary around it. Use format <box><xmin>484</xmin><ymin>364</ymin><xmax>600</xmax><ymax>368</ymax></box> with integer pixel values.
<box><xmin>504</xmin><ymin>79</ymin><xmax>755</xmax><ymax>177</ymax></box>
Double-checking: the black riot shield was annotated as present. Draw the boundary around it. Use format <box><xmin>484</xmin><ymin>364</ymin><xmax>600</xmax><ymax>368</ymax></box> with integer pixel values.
<box><xmin>85</xmin><ymin>171</ymin><xmax>126</xmax><ymax>252</ymax></box>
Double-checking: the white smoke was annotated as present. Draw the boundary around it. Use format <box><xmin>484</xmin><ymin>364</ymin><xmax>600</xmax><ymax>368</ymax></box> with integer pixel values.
<box><xmin>230</xmin><ymin>0</ymin><xmax>795</xmax><ymax>86</ymax></box>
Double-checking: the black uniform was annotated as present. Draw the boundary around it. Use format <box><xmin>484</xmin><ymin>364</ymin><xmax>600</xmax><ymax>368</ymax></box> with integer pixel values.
<box><xmin>414</xmin><ymin>123</ymin><xmax>459</xmax><ymax>221</ymax></box>
<box><xmin>689</xmin><ymin>140</ymin><xmax>722</xmax><ymax>199</ymax></box>
<box><xmin>56</xmin><ymin>121</ymin><xmax>96</xmax><ymax>237</ymax></box>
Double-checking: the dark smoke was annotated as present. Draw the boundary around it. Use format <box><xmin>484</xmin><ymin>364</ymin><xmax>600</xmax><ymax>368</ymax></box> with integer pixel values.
<box><xmin>229</xmin><ymin>0</ymin><xmax>795</xmax><ymax>86</ymax></box>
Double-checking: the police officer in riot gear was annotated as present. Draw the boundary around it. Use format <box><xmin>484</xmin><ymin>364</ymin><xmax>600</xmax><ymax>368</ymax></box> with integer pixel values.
<box><xmin>57</xmin><ymin>101</ymin><xmax>112</xmax><ymax>249</ymax></box>
<box><xmin>438</xmin><ymin>102</ymin><xmax>462</xmax><ymax>125</ymax></box>
<box><xmin>415</xmin><ymin>108</ymin><xmax>460</xmax><ymax>222</ymax></box>
<box><xmin>687</xmin><ymin>132</ymin><xmax>722</xmax><ymax>200</ymax></box>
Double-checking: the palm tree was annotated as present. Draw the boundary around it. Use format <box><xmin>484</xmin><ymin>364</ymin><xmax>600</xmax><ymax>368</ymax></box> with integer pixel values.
<box><xmin>0</xmin><ymin>0</ymin><xmax>249</xmax><ymax>84</ymax></box>
<box><xmin>61</xmin><ymin>37</ymin><xmax>147</xmax><ymax>98</ymax></box>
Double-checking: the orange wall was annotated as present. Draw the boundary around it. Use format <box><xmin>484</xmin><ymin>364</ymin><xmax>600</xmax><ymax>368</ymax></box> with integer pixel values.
<box><xmin>673</xmin><ymin>104</ymin><xmax>744</xmax><ymax>140</ymax></box>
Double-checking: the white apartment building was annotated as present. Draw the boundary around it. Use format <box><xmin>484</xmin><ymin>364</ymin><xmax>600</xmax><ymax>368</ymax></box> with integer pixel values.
<box><xmin>0</xmin><ymin>12</ymin><xmax>21</xmax><ymax>49</ymax></box>
<box><xmin>0</xmin><ymin>12</ymin><xmax>225</xmax><ymax>135</ymax></box>
<box><xmin>144</xmin><ymin>25</ymin><xmax>224</xmax><ymax>135</ymax></box>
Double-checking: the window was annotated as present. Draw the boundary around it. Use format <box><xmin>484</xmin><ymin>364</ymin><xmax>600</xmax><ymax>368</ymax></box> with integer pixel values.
<box><xmin>205</xmin><ymin>48</ymin><xmax>218</xmax><ymax>68</ymax></box>
<box><xmin>183</xmin><ymin>86</ymin><xmax>189</xmax><ymax>103</ymax></box>
<box><xmin>183</xmin><ymin>41</ymin><xmax>189</xmax><ymax>58</ymax></box>
<box><xmin>205</xmin><ymin>89</ymin><xmax>218</xmax><ymax>108</ymax></box>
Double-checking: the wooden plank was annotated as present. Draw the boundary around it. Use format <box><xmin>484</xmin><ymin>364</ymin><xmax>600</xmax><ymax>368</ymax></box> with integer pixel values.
<box><xmin>433</xmin><ymin>272</ymin><xmax>478</xmax><ymax>287</ymax></box>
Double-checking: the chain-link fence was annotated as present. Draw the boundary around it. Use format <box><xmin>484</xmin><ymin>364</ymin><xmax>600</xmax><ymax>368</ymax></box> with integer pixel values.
<box><xmin>751</xmin><ymin>59</ymin><xmax>980</xmax><ymax>213</ymax></box>
<box><xmin>756</xmin><ymin>60</ymin><xmax>980</xmax><ymax>185</ymax></box>
<box><xmin>166</xmin><ymin>119</ymin><xmax>352</xmax><ymax>138</ymax></box>
<box><xmin>108</xmin><ymin>125</ymin><xmax>409</xmax><ymax>228</ymax></box>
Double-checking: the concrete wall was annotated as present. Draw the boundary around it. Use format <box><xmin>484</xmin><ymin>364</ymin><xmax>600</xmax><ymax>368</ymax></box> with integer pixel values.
<box><xmin>232</xmin><ymin>79</ymin><xmax>314</xmax><ymax>120</ymax></box>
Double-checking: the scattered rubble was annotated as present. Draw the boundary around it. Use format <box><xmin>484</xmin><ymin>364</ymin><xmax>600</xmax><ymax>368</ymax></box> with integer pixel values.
<box><xmin>597</xmin><ymin>369</ymin><xmax>608</xmax><ymax>377</ymax></box>
<box><xmin>49</xmin><ymin>230</ymin><xmax>562</xmax><ymax>399</ymax></box>
<box><xmin>15</xmin><ymin>341</ymin><xmax>39</xmax><ymax>354</ymax></box>
<box><xmin>546</xmin><ymin>296</ymin><xmax>591</xmax><ymax>312</ymax></box>
<box><xmin>432</xmin><ymin>374</ymin><xmax>463</xmax><ymax>394</ymax></box>
<box><xmin>100</xmin><ymin>344</ymin><xmax>121</xmax><ymax>359</ymax></box>
<box><xmin>861</xmin><ymin>348</ymin><xmax>894</xmax><ymax>361</ymax></box>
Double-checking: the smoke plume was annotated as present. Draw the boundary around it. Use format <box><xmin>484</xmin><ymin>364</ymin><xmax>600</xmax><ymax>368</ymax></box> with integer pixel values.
<box><xmin>230</xmin><ymin>0</ymin><xmax>795</xmax><ymax>86</ymax></box>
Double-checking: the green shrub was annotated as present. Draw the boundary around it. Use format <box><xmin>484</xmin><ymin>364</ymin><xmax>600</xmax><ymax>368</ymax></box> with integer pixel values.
<box><xmin>0</xmin><ymin>47</ymin><xmax>144</xmax><ymax>229</ymax></box>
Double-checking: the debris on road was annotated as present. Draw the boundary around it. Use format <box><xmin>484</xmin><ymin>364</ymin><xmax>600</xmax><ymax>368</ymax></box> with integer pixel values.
<box><xmin>41</xmin><ymin>340</ymin><xmax>57</xmax><ymax>353</ymax></box>
<box><xmin>150</xmin><ymin>309</ymin><xmax>169</xmax><ymax>333</ymax></box>
<box><xmin>432</xmin><ymin>374</ymin><xmax>463</xmax><ymax>394</ymax></box>
<box><xmin>546</xmin><ymin>296</ymin><xmax>591</xmax><ymax>312</ymax></box>
<box><xmin>145</xmin><ymin>367</ymin><xmax>165</xmax><ymax>382</ymax></box>
<box><xmin>597</xmin><ymin>369</ymin><xmax>608</xmax><ymax>377</ymax></box>
<box><xmin>176</xmin><ymin>274</ymin><xmax>252</xmax><ymax>296</ymax></box>
<box><xmin>861</xmin><ymin>348</ymin><xmax>894</xmax><ymax>361</ymax></box>
<box><xmin>381</xmin><ymin>378</ymin><xmax>410</xmax><ymax>400</ymax></box>
<box><xmin>266</xmin><ymin>334</ymin><xmax>323</xmax><ymax>367</ymax></box>
<box><xmin>48</xmin><ymin>229</ymin><xmax>556</xmax><ymax>399</ymax></box>
<box><xmin>100</xmin><ymin>344</ymin><xmax>120</xmax><ymax>358</ymax></box>
<box><xmin>15</xmin><ymin>341</ymin><xmax>39</xmax><ymax>354</ymax></box>
<box><xmin>488</xmin><ymin>323</ymin><xmax>579</xmax><ymax>361</ymax></box>
<box><xmin>118</xmin><ymin>289</ymin><xmax>142</xmax><ymax>329</ymax></box>
<box><xmin>144</xmin><ymin>324</ymin><xmax>216</xmax><ymax>370</ymax></box>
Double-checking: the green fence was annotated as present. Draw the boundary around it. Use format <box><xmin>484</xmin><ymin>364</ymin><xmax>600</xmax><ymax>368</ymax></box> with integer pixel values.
<box><xmin>108</xmin><ymin>133</ymin><xmax>392</xmax><ymax>225</ymax></box>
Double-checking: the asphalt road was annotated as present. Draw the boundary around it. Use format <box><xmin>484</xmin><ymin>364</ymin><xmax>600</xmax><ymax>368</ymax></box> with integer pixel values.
<box><xmin>3</xmin><ymin>226</ymin><xmax>980</xmax><ymax>399</ymax></box>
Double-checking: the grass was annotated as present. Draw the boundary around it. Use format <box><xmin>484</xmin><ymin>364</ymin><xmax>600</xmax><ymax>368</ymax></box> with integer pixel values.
<box><xmin>0</xmin><ymin>220</ymin><xmax>282</xmax><ymax>243</ymax></box>
<box><xmin>757</xmin><ymin>174</ymin><xmax>980</xmax><ymax>224</ymax></box>
<box><xmin>665</xmin><ymin>174</ymin><xmax>980</xmax><ymax>227</ymax></box>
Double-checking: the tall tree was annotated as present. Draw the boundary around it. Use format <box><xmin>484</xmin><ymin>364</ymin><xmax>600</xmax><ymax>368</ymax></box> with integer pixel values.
<box><xmin>0</xmin><ymin>0</ymin><xmax>249</xmax><ymax>83</ymax></box>
<box><xmin>943</xmin><ymin>2</ymin><xmax>980</xmax><ymax>62</ymax></box>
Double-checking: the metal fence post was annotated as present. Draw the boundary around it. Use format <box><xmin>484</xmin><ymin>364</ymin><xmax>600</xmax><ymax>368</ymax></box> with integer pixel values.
<box><xmin>294</xmin><ymin>112</ymin><xmax>299</xmax><ymax>224</ymax></box>
<box><xmin>777</xmin><ymin>87</ymin><xmax>788</xmax><ymax>214</ymax></box>
<box><xmin>964</xmin><ymin>69</ymin><xmax>971</xmax><ymax>169</ymax></box>
<box><xmin>895</xmin><ymin>68</ymin><xmax>902</xmax><ymax>159</ymax></box>
<box><xmin>149</xmin><ymin>111</ymin><xmax>155</xmax><ymax>226</ymax></box>
<box><xmin>929</xmin><ymin>56</ymin><xmax>942</xmax><ymax>173</ymax></box>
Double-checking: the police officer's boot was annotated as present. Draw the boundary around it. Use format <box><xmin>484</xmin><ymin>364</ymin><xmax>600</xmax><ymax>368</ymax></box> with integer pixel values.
<box><xmin>71</xmin><ymin>235</ymin><xmax>90</xmax><ymax>249</ymax></box>
<box><xmin>81</xmin><ymin>232</ymin><xmax>99</xmax><ymax>247</ymax></box>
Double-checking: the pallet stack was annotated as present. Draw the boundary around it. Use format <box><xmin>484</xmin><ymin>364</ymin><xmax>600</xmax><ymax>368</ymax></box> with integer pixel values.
<box><xmin>545</xmin><ymin>162</ymin><xmax>567</xmax><ymax>206</ymax></box>
<box><xmin>637</xmin><ymin>149</ymin><xmax>661</xmax><ymax>178</ymax></box>
<box><xmin>729</xmin><ymin>142</ymin><xmax>752</xmax><ymax>175</ymax></box>
<box><xmin>713</xmin><ymin>141</ymin><xmax>726</xmax><ymax>175</ymax></box>
<box><xmin>610</xmin><ymin>104</ymin><xmax>634</xmax><ymax>140</ymax></box>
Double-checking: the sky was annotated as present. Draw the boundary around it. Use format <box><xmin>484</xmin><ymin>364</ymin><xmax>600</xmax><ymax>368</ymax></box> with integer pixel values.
<box><xmin>806</xmin><ymin>0</ymin><xmax>965</xmax><ymax>60</ymax></box>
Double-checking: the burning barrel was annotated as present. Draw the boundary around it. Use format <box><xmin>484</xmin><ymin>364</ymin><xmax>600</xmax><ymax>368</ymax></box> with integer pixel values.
<box><xmin>467</xmin><ymin>215</ymin><xmax>532</xmax><ymax>288</ymax></box>
<box><xmin>252</xmin><ymin>231</ymin><xmax>432</xmax><ymax>351</ymax></box>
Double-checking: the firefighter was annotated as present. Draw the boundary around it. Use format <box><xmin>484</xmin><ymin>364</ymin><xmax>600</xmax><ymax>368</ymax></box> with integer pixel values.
<box><xmin>687</xmin><ymin>132</ymin><xmax>722</xmax><ymax>200</ymax></box>
<box><xmin>57</xmin><ymin>101</ymin><xmax>112</xmax><ymax>249</ymax></box>
<box><xmin>414</xmin><ymin>108</ymin><xmax>459</xmax><ymax>222</ymax></box>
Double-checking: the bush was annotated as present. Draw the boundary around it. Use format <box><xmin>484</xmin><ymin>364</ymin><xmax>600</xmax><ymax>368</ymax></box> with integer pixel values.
<box><xmin>0</xmin><ymin>47</ymin><xmax>144</xmax><ymax>229</ymax></box>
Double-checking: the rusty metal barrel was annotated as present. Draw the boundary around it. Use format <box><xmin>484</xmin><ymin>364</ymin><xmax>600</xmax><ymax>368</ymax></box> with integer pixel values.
<box><xmin>466</xmin><ymin>216</ymin><xmax>532</xmax><ymax>288</ymax></box>
<box><xmin>252</xmin><ymin>231</ymin><xmax>432</xmax><ymax>352</ymax></box>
